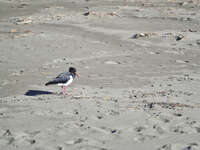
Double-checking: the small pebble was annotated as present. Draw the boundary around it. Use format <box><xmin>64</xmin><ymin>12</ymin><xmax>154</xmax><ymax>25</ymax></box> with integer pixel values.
<box><xmin>159</xmin><ymin>144</ymin><xmax>172</xmax><ymax>150</ymax></box>
<box><xmin>73</xmin><ymin>109</ymin><xmax>79</xmax><ymax>115</ymax></box>
<box><xmin>174</xmin><ymin>113</ymin><xmax>182</xmax><ymax>117</ymax></box>
<box><xmin>111</xmin><ymin>129</ymin><xmax>117</xmax><ymax>134</ymax></box>
<box><xmin>30</xmin><ymin>139</ymin><xmax>36</xmax><ymax>144</ymax></box>
<box><xmin>97</xmin><ymin>115</ymin><xmax>103</xmax><ymax>119</ymax></box>
<box><xmin>83</xmin><ymin>12</ymin><xmax>90</xmax><ymax>16</ymax></box>
<box><xmin>147</xmin><ymin>103</ymin><xmax>154</xmax><ymax>109</ymax></box>
<box><xmin>175</xmin><ymin>34</ymin><xmax>184</xmax><ymax>41</ymax></box>
<box><xmin>3</xmin><ymin>129</ymin><xmax>12</xmax><ymax>136</ymax></box>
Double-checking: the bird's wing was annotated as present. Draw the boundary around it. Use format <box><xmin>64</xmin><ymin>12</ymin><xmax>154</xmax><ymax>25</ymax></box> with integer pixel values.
<box><xmin>56</xmin><ymin>72</ymin><xmax>68</xmax><ymax>78</ymax></box>
<box><xmin>54</xmin><ymin>72</ymin><xmax>71</xmax><ymax>83</ymax></box>
<box><xmin>45</xmin><ymin>72</ymin><xmax>71</xmax><ymax>86</ymax></box>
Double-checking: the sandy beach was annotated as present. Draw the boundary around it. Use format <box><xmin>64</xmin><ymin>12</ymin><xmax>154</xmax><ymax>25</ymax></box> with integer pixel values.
<box><xmin>0</xmin><ymin>0</ymin><xmax>200</xmax><ymax>149</ymax></box>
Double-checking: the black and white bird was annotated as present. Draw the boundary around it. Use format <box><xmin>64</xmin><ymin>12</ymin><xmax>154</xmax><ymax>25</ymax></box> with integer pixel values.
<box><xmin>45</xmin><ymin>67</ymin><xmax>79</xmax><ymax>95</ymax></box>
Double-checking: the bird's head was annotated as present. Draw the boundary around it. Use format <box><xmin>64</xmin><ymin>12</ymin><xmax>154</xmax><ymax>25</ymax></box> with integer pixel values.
<box><xmin>69</xmin><ymin>67</ymin><xmax>79</xmax><ymax>77</ymax></box>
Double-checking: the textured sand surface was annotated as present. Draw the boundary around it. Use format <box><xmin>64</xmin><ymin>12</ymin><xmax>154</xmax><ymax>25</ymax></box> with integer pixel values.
<box><xmin>0</xmin><ymin>0</ymin><xmax>200</xmax><ymax>149</ymax></box>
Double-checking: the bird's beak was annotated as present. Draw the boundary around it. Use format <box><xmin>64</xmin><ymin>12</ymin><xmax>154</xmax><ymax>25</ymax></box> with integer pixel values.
<box><xmin>75</xmin><ymin>72</ymin><xmax>79</xmax><ymax>77</ymax></box>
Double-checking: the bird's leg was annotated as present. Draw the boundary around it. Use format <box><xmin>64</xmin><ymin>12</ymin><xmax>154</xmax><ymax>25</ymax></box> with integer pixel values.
<box><xmin>61</xmin><ymin>86</ymin><xmax>67</xmax><ymax>95</ymax></box>
<box><xmin>63</xmin><ymin>86</ymin><xmax>67</xmax><ymax>95</ymax></box>
<box><xmin>61</xmin><ymin>86</ymin><xmax>64</xmax><ymax>95</ymax></box>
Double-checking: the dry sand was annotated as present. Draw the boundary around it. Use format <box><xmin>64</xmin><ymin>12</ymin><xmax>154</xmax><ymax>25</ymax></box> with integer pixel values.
<box><xmin>0</xmin><ymin>0</ymin><xmax>200</xmax><ymax>149</ymax></box>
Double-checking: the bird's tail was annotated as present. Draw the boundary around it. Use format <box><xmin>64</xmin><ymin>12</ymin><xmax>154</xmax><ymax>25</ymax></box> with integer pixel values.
<box><xmin>45</xmin><ymin>80</ymin><xmax>57</xmax><ymax>86</ymax></box>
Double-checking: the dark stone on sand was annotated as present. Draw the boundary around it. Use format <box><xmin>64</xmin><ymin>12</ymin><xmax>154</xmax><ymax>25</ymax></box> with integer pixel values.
<box><xmin>111</xmin><ymin>129</ymin><xmax>117</xmax><ymax>134</ymax></box>
<box><xmin>174</xmin><ymin>113</ymin><xmax>182</xmax><ymax>117</ymax></box>
<box><xmin>97</xmin><ymin>114</ymin><xmax>103</xmax><ymax>119</ymax></box>
<box><xmin>80</xmin><ymin>124</ymin><xmax>84</xmax><ymax>127</ymax></box>
<box><xmin>148</xmin><ymin>103</ymin><xmax>154</xmax><ymax>109</ymax></box>
<box><xmin>184</xmin><ymin>143</ymin><xmax>198</xmax><ymax>150</ymax></box>
<box><xmin>135</xmin><ymin>126</ymin><xmax>145</xmax><ymax>132</ymax></box>
<box><xmin>173</xmin><ymin>128</ymin><xmax>184</xmax><ymax>134</ymax></box>
<box><xmin>158</xmin><ymin>144</ymin><xmax>172</xmax><ymax>150</ymax></box>
<box><xmin>3</xmin><ymin>129</ymin><xmax>12</xmax><ymax>136</ymax></box>
<box><xmin>184</xmin><ymin>60</ymin><xmax>190</xmax><ymax>63</ymax></box>
<box><xmin>30</xmin><ymin>139</ymin><xmax>36</xmax><ymax>144</ymax></box>
<box><xmin>175</xmin><ymin>34</ymin><xmax>184</xmax><ymax>41</ymax></box>
<box><xmin>131</xmin><ymin>33</ymin><xmax>146</xmax><ymax>39</ymax></box>
<box><xmin>83</xmin><ymin>12</ymin><xmax>90</xmax><ymax>16</ymax></box>
<box><xmin>73</xmin><ymin>109</ymin><xmax>79</xmax><ymax>115</ymax></box>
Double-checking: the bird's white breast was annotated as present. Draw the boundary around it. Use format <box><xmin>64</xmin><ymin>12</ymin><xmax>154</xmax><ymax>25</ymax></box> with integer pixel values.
<box><xmin>58</xmin><ymin>75</ymin><xmax>73</xmax><ymax>87</ymax></box>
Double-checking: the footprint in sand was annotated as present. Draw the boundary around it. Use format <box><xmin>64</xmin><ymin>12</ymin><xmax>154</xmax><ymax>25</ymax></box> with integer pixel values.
<box><xmin>184</xmin><ymin>143</ymin><xmax>199</xmax><ymax>150</ymax></box>
<box><xmin>157</xmin><ymin>144</ymin><xmax>173</xmax><ymax>150</ymax></box>
<box><xmin>134</xmin><ymin>133</ymin><xmax>157</xmax><ymax>143</ymax></box>
<box><xmin>158</xmin><ymin>114</ymin><xmax>172</xmax><ymax>123</ymax></box>
<box><xmin>133</xmin><ymin>125</ymin><xmax>158</xmax><ymax>142</ymax></box>
<box><xmin>1</xmin><ymin>129</ymin><xmax>37</xmax><ymax>147</ymax></box>
<box><xmin>65</xmin><ymin>137</ymin><xmax>107</xmax><ymax>150</ymax></box>
<box><xmin>170</xmin><ymin>122</ymin><xmax>199</xmax><ymax>134</ymax></box>
<box><xmin>186</xmin><ymin>119</ymin><xmax>200</xmax><ymax>133</ymax></box>
<box><xmin>158</xmin><ymin>143</ymin><xmax>199</xmax><ymax>150</ymax></box>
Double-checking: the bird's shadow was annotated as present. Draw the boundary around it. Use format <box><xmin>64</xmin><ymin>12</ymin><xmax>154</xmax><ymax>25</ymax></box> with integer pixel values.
<box><xmin>24</xmin><ymin>90</ymin><xmax>54</xmax><ymax>96</ymax></box>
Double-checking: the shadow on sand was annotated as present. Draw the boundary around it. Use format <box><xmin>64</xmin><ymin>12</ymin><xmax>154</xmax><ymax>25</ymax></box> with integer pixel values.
<box><xmin>25</xmin><ymin>90</ymin><xmax>54</xmax><ymax>96</ymax></box>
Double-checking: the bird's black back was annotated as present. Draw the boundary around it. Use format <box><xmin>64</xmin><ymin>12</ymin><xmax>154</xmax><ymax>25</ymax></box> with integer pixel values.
<box><xmin>45</xmin><ymin>72</ymin><xmax>72</xmax><ymax>86</ymax></box>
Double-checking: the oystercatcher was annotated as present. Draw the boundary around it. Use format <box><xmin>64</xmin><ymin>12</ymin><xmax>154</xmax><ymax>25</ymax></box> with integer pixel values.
<box><xmin>45</xmin><ymin>67</ymin><xmax>79</xmax><ymax>95</ymax></box>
